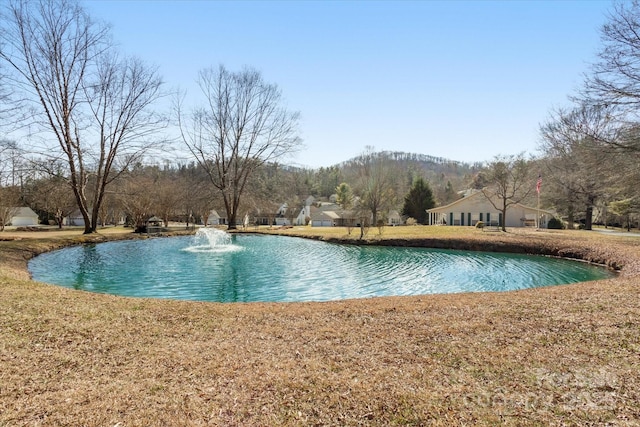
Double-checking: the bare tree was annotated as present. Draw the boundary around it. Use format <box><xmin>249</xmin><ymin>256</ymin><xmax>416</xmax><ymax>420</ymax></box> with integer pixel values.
<box><xmin>26</xmin><ymin>175</ymin><xmax>76</xmax><ymax>228</ymax></box>
<box><xmin>539</xmin><ymin>106</ymin><xmax>617</xmax><ymax>230</ymax></box>
<box><xmin>119</xmin><ymin>172</ymin><xmax>155</xmax><ymax>233</ymax></box>
<box><xmin>96</xmin><ymin>190</ymin><xmax>121</xmax><ymax>227</ymax></box>
<box><xmin>0</xmin><ymin>0</ymin><xmax>164</xmax><ymax>234</ymax></box>
<box><xmin>574</xmin><ymin>0</ymin><xmax>640</xmax><ymax>157</ymax></box>
<box><xmin>0</xmin><ymin>139</ymin><xmax>19</xmax><ymax>186</ymax></box>
<box><xmin>0</xmin><ymin>36</ymin><xmax>21</xmax><ymax>129</ymax></box>
<box><xmin>179</xmin><ymin>167</ymin><xmax>212</xmax><ymax>227</ymax></box>
<box><xmin>176</xmin><ymin>65</ymin><xmax>301</xmax><ymax>230</ymax></box>
<box><xmin>354</xmin><ymin>147</ymin><xmax>396</xmax><ymax>231</ymax></box>
<box><xmin>0</xmin><ymin>185</ymin><xmax>20</xmax><ymax>231</ymax></box>
<box><xmin>150</xmin><ymin>172</ymin><xmax>181</xmax><ymax>227</ymax></box>
<box><xmin>481</xmin><ymin>153</ymin><xmax>533</xmax><ymax>232</ymax></box>
<box><xmin>583</xmin><ymin>1</ymin><xmax>640</xmax><ymax>116</ymax></box>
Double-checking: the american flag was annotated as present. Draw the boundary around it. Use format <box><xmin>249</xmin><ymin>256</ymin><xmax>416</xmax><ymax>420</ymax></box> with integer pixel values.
<box><xmin>536</xmin><ymin>174</ymin><xmax>542</xmax><ymax>195</ymax></box>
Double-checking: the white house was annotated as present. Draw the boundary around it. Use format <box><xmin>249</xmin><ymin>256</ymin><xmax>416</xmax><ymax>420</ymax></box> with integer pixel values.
<box><xmin>10</xmin><ymin>207</ymin><xmax>39</xmax><ymax>226</ymax></box>
<box><xmin>293</xmin><ymin>196</ymin><xmax>316</xmax><ymax>226</ymax></box>
<box><xmin>64</xmin><ymin>209</ymin><xmax>84</xmax><ymax>226</ymax></box>
<box><xmin>205</xmin><ymin>209</ymin><xmax>223</xmax><ymax>226</ymax></box>
<box><xmin>426</xmin><ymin>190</ymin><xmax>555</xmax><ymax>228</ymax></box>
<box><xmin>387</xmin><ymin>210</ymin><xmax>402</xmax><ymax>226</ymax></box>
<box><xmin>274</xmin><ymin>202</ymin><xmax>291</xmax><ymax>226</ymax></box>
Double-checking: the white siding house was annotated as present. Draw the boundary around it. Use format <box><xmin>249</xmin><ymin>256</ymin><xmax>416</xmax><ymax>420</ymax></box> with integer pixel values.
<box><xmin>427</xmin><ymin>190</ymin><xmax>555</xmax><ymax>228</ymax></box>
<box><xmin>205</xmin><ymin>210</ymin><xmax>222</xmax><ymax>225</ymax></box>
<box><xmin>64</xmin><ymin>210</ymin><xmax>85</xmax><ymax>227</ymax></box>
<box><xmin>387</xmin><ymin>210</ymin><xmax>402</xmax><ymax>226</ymax></box>
<box><xmin>10</xmin><ymin>207</ymin><xmax>39</xmax><ymax>226</ymax></box>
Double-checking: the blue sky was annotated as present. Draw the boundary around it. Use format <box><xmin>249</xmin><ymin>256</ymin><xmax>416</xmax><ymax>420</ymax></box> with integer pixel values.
<box><xmin>84</xmin><ymin>0</ymin><xmax>611</xmax><ymax>168</ymax></box>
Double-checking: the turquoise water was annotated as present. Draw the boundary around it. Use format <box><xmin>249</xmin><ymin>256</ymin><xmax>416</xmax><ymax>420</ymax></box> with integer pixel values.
<box><xmin>28</xmin><ymin>232</ymin><xmax>614</xmax><ymax>303</ymax></box>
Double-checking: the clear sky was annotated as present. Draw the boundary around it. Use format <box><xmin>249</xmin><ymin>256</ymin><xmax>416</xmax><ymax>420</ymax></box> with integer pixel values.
<box><xmin>84</xmin><ymin>0</ymin><xmax>612</xmax><ymax>169</ymax></box>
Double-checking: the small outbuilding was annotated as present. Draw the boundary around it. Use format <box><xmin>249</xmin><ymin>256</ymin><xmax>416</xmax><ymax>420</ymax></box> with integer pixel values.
<box><xmin>10</xmin><ymin>207</ymin><xmax>39</xmax><ymax>226</ymax></box>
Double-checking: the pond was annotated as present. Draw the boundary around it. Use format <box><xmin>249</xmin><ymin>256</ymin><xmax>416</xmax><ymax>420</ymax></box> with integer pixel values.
<box><xmin>28</xmin><ymin>229</ymin><xmax>614</xmax><ymax>303</ymax></box>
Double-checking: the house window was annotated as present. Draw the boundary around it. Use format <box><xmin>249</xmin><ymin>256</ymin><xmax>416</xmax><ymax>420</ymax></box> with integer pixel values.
<box><xmin>487</xmin><ymin>213</ymin><xmax>491</xmax><ymax>224</ymax></box>
<box><xmin>479</xmin><ymin>213</ymin><xmax>483</xmax><ymax>222</ymax></box>
<box><xmin>468</xmin><ymin>213</ymin><xmax>471</xmax><ymax>226</ymax></box>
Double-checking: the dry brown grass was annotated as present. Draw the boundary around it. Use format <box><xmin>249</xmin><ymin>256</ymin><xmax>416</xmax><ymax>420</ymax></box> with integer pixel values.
<box><xmin>1</xmin><ymin>226</ymin><xmax>640</xmax><ymax>426</ymax></box>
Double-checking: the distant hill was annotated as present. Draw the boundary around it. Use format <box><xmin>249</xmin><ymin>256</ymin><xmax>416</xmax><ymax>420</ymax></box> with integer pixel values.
<box><xmin>337</xmin><ymin>150</ymin><xmax>482</xmax><ymax>170</ymax></box>
<box><xmin>317</xmin><ymin>150</ymin><xmax>484</xmax><ymax>203</ymax></box>
<box><xmin>339</xmin><ymin>150</ymin><xmax>482</xmax><ymax>185</ymax></box>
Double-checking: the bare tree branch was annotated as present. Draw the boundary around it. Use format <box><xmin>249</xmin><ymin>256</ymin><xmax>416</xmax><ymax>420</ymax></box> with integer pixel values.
<box><xmin>176</xmin><ymin>65</ymin><xmax>301</xmax><ymax>229</ymax></box>
<box><xmin>0</xmin><ymin>0</ymin><xmax>165</xmax><ymax>233</ymax></box>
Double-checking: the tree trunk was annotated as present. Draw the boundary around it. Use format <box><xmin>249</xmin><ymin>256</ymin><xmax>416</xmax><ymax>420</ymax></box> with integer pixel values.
<box><xmin>501</xmin><ymin>195</ymin><xmax>508</xmax><ymax>232</ymax></box>
<box><xmin>585</xmin><ymin>204</ymin><xmax>594</xmax><ymax>231</ymax></box>
<box><xmin>56</xmin><ymin>209</ymin><xmax>63</xmax><ymax>229</ymax></box>
<box><xmin>567</xmin><ymin>207</ymin><xmax>575</xmax><ymax>230</ymax></box>
<box><xmin>79</xmin><ymin>204</ymin><xmax>93</xmax><ymax>234</ymax></box>
<box><xmin>501</xmin><ymin>207</ymin><xmax>507</xmax><ymax>232</ymax></box>
<box><xmin>89</xmin><ymin>208</ymin><xmax>100</xmax><ymax>234</ymax></box>
<box><xmin>227</xmin><ymin>208</ymin><xmax>237</xmax><ymax>230</ymax></box>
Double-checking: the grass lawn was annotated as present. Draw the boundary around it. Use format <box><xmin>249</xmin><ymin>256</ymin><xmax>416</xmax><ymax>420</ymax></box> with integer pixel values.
<box><xmin>1</xmin><ymin>225</ymin><xmax>639</xmax><ymax>426</ymax></box>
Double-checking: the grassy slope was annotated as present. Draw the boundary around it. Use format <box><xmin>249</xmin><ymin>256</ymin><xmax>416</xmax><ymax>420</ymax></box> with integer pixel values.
<box><xmin>1</xmin><ymin>226</ymin><xmax>639</xmax><ymax>426</ymax></box>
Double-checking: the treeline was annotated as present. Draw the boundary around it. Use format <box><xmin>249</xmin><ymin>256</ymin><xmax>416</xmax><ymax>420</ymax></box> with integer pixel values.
<box><xmin>0</xmin><ymin>149</ymin><xmax>477</xmax><ymax>229</ymax></box>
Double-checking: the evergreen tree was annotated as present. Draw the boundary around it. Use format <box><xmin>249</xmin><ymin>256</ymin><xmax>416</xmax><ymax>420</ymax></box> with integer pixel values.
<box><xmin>335</xmin><ymin>182</ymin><xmax>353</xmax><ymax>209</ymax></box>
<box><xmin>401</xmin><ymin>177</ymin><xmax>435</xmax><ymax>224</ymax></box>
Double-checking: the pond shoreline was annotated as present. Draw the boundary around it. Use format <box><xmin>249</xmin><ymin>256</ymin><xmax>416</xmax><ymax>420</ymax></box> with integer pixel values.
<box><xmin>27</xmin><ymin>230</ymin><xmax>615</xmax><ymax>302</ymax></box>
<box><xmin>2</xmin><ymin>226</ymin><xmax>632</xmax><ymax>281</ymax></box>
<box><xmin>240</xmin><ymin>228</ymin><xmax>632</xmax><ymax>275</ymax></box>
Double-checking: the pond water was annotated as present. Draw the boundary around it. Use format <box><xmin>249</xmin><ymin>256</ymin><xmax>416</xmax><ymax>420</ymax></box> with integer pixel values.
<box><xmin>28</xmin><ymin>229</ymin><xmax>614</xmax><ymax>303</ymax></box>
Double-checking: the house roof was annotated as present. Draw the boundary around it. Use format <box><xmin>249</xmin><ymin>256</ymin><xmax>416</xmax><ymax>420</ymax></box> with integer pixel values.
<box><xmin>427</xmin><ymin>190</ymin><xmax>485</xmax><ymax>213</ymax></box>
<box><xmin>12</xmin><ymin>207</ymin><xmax>38</xmax><ymax>217</ymax></box>
<box><xmin>310</xmin><ymin>210</ymin><xmax>334</xmax><ymax>221</ymax></box>
<box><xmin>322</xmin><ymin>211</ymin><xmax>341</xmax><ymax>220</ymax></box>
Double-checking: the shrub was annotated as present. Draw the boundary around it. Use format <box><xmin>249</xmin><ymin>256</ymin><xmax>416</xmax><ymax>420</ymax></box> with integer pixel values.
<box><xmin>405</xmin><ymin>217</ymin><xmax>418</xmax><ymax>226</ymax></box>
<box><xmin>475</xmin><ymin>221</ymin><xmax>484</xmax><ymax>229</ymax></box>
<box><xmin>547</xmin><ymin>217</ymin><xmax>564</xmax><ymax>229</ymax></box>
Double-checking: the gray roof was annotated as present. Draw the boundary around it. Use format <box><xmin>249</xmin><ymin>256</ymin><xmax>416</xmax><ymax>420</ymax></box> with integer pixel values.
<box><xmin>12</xmin><ymin>207</ymin><xmax>38</xmax><ymax>217</ymax></box>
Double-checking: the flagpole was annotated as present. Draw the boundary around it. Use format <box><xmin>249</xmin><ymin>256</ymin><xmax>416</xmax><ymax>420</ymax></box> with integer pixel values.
<box><xmin>537</xmin><ymin>189</ymin><xmax>540</xmax><ymax>230</ymax></box>
<box><xmin>536</xmin><ymin>174</ymin><xmax>542</xmax><ymax>230</ymax></box>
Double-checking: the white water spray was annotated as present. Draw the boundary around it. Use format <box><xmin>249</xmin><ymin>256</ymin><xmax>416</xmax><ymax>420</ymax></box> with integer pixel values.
<box><xmin>184</xmin><ymin>228</ymin><xmax>240</xmax><ymax>253</ymax></box>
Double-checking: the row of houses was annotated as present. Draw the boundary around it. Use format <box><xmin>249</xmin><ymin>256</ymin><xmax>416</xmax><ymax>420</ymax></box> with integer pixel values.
<box><xmin>206</xmin><ymin>191</ymin><xmax>554</xmax><ymax>229</ymax></box>
<box><xmin>1</xmin><ymin>207</ymin><xmax>121</xmax><ymax>228</ymax></box>
<box><xmin>205</xmin><ymin>196</ymin><xmax>403</xmax><ymax>228</ymax></box>
<box><xmin>3</xmin><ymin>190</ymin><xmax>556</xmax><ymax>229</ymax></box>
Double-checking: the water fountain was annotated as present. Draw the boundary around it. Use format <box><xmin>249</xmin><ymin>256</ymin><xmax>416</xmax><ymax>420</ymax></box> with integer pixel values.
<box><xmin>184</xmin><ymin>227</ymin><xmax>240</xmax><ymax>253</ymax></box>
